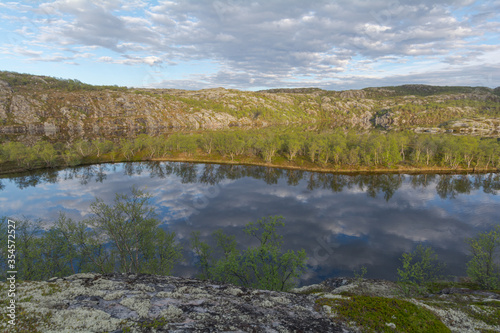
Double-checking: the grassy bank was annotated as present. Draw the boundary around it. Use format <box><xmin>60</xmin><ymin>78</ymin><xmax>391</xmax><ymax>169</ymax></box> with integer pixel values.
<box><xmin>2</xmin><ymin>129</ymin><xmax>500</xmax><ymax>175</ymax></box>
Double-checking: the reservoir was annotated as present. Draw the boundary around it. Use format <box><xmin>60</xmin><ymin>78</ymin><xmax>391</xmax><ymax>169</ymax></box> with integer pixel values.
<box><xmin>1</xmin><ymin>162</ymin><xmax>499</xmax><ymax>286</ymax></box>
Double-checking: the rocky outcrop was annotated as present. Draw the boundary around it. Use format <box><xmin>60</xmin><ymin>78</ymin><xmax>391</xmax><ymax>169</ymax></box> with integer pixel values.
<box><xmin>2</xmin><ymin>273</ymin><xmax>499</xmax><ymax>332</ymax></box>
<box><xmin>1</xmin><ymin>71</ymin><xmax>500</xmax><ymax>140</ymax></box>
<box><xmin>1</xmin><ymin>273</ymin><xmax>349</xmax><ymax>333</ymax></box>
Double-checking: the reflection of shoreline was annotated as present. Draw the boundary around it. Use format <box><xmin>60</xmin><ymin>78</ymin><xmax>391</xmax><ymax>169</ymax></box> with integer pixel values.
<box><xmin>150</xmin><ymin>157</ymin><xmax>500</xmax><ymax>175</ymax></box>
<box><xmin>2</xmin><ymin>161</ymin><xmax>500</xmax><ymax>201</ymax></box>
<box><xmin>1</xmin><ymin>155</ymin><xmax>499</xmax><ymax>176</ymax></box>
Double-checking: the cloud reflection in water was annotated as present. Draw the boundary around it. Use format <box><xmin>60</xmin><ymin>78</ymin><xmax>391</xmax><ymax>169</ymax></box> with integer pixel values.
<box><xmin>1</xmin><ymin>162</ymin><xmax>499</xmax><ymax>285</ymax></box>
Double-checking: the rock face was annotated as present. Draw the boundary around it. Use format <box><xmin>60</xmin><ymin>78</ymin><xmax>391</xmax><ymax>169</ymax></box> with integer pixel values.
<box><xmin>2</xmin><ymin>71</ymin><xmax>500</xmax><ymax>141</ymax></box>
<box><xmin>3</xmin><ymin>273</ymin><xmax>350</xmax><ymax>333</ymax></box>
<box><xmin>2</xmin><ymin>273</ymin><xmax>500</xmax><ymax>332</ymax></box>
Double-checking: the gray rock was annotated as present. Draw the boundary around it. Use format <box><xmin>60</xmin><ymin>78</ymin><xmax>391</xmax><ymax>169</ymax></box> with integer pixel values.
<box><xmin>9</xmin><ymin>273</ymin><xmax>352</xmax><ymax>332</ymax></box>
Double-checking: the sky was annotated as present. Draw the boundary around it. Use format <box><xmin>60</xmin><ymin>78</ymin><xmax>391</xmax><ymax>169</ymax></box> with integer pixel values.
<box><xmin>0</xmin><ymin>0</ymin><xmax>499</xmax><ymax>91</ymax></box>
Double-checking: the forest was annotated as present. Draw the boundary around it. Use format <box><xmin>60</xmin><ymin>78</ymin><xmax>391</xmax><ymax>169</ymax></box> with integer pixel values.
<box><xmin>2</xmin><ymin>129</ymin><xmax>500</xmax><ymax>174</ymax></box>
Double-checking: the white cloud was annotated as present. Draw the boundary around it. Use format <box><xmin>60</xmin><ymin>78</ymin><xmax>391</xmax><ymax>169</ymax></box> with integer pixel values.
<box><xmin>1</xmin><ymin>0</ymin><xmax>499</xmax><ymax>89</ymax></box>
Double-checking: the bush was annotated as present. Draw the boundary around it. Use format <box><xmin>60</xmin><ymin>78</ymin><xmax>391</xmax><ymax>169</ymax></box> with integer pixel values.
<box><xmin>190</xmin><ymin>215</ymin><xmax>307</xmax><ymax>291</ymax></box>
<box><xmin>0</xmin><ymin>188</ymin><xmax>182</xmax><ymax>280</ymax></box>
<box><xmin>466</xmin><ymin>226</ymin><xmax>500</xmax><ymax>289</ymax></box>
<box><xmin>397</xmin><ymin>244</ymin><xmax>445</xmax><ymax>295</ymax></box>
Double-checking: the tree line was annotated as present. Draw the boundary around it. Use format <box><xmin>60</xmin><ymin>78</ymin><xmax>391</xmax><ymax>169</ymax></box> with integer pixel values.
<box><xmin>2</xmin><ymin>129</ymin><xmax>500</xmax><ymax>172</ymax></box>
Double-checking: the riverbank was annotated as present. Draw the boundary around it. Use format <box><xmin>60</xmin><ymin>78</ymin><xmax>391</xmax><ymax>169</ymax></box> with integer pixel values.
<box><xmin>1</xmin><ymin>152</ymin><xmax>499</xmax><ymax>177</ymax></box>
<box><xmin>1</xmin><ymin>273</ymin><xmax>498</xmax><ymax>332</ymax></box>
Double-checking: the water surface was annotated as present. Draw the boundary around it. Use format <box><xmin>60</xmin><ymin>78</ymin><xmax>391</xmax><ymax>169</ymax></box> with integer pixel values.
<box><xmin>1</xmin><ymin>162</ymin><xmax>499</xmax><ymax>285</ymax></box>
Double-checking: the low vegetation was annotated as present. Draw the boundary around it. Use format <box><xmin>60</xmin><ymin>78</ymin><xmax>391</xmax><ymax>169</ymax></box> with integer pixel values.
<box><xmin>466</xmin><ymin>225</ymin><xmax>500</xmax><ymax>289</ymax></box>
<box><xmin>397</xmin><ymin>244</ymin><xmax>446</xmax><ymax>296</ymax></box>
<box><xmin>316</xmin><ymin>295</ymin><xmax>451</xmax><ymax>333</ymax></box>
<box><xmin>2</xmin><ymin>129</ymin><xmax>500</xmax><ymax>174</ymax></box>
<box><xmin>191</xmin><ymin>215</ymin><xmax>307</xmax><ymax>291</ymax></box>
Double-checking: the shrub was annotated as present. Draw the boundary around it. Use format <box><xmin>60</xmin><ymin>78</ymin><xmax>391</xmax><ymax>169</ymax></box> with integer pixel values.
<box><xmin>397</xmin><ymin>244</ymin><xmax>445</xmax><ymax>296</ymax></box>
<box><xmin>466</xmin><ymin>226</ymin><xmax>500</xmax><ymax>289</ymax></box>
<box><xmin>190</xmin><ymin>215</ymin><xmax>307</xmax><ymax>291</ymax></box>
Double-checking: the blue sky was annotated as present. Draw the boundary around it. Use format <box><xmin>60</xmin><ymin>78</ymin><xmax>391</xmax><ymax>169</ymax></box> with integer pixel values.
<box><xmin>0</xmin><ymin>0</ymin><xmax>499</xmax><ymax>90</ymax></box>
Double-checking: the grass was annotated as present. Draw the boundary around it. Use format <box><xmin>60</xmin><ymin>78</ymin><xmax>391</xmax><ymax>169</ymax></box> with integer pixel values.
<box><xmin>316</xmin><ymin>295</ymin><xmax>450</xmax><ymax>333</ymax></box>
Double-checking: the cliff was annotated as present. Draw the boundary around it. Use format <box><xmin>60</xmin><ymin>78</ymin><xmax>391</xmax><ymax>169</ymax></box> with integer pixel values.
<box><xmin>1</xmin><ymin>273</ymin><xmax>499</xmax><ymax>332</ymax></box>
<box><xmin>1</xmin><ymin>71</ymin><xmax>500</xmax><ymax>141</ymax></box>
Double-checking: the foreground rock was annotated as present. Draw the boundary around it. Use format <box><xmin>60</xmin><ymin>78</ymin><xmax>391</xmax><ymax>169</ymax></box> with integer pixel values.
<box><xmin>0</xmin><ymin>273</ymin><xmax>350</xmax><ymax>333</ymax></box>
<box><xmin>1</xmin><ymin>273</ymin><xmax>499</xmax><ymax>332</ymax></box>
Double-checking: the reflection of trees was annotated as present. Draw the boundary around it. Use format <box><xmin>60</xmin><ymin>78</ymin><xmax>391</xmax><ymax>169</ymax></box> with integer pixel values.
<box><xmin>65</xmin><ymin>165</ymin><xmax>108</xmax><ymax>185</ymax></box>
<box><xmin>286</xmin><ymin>170</ymin><xmax>304</xmax><ymax>186</ymax></box>
<box><xmin>436</xmin><ymin>175</ymin><xmax>457</xmax><ymax>199</ymax></box>
<box><xmin>436</xmin><ymin>174</ymin><xmax>477</xmax><ymax>199</ymax></box>
<box><xmin>178</xmin><ymin>163</ymin><xmax>197</xmax><ymax>184</ymax></box>
<box><xmin>410</xmin><ymin>174</ymin><xmax>436</xmax><ymax>189</ymax></box>
<box><xmin>199</xmin><ymin>164</ymin><xmax>223</xmax><ymax>185</ymax></box>
<box><xmin>3</xmin><ymin>161</ymin><xmax>500</xmax><ymax>201</ymax></box>
<box><xmin>9</xmin><ymin>169</ymin><xmax>60</xmax><ymax>189</ymax></box>
<box><xmin>354</xmin><ymin>174</ymin><xmax>404</xmax><ymax>201</ymax></box>
<box><xmin>481</xmin><ymin>173</ymin><xmax>500</xmax><ymax>195</ymax></box>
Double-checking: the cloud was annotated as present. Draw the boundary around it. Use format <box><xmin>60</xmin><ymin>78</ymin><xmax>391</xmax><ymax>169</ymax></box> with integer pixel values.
<box><xmin>99</xmin><ymin>55</ymin><xmax>163</xmax><ymax>66</ymax></box>
<box><xmin>1</xmin><ymin>0</ymin><xmax>499</xmax><ymax>89</ymax></box>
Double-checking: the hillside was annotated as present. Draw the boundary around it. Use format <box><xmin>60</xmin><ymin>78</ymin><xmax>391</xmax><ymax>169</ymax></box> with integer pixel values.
<box><xmin>1</xmin><ymin>71</ymin><xmax>500</xmax><ymax>141</ymax></box>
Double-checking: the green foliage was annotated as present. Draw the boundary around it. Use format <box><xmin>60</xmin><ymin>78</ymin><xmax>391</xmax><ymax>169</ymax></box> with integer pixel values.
<box><xmin>466</xmin><ymin>225</ymin><xmax>500</xmax><ymax>289</ymax></box>
<box><xmin>82</xmin><ymin>187</ymin><xmax>182</xmax><ymax>274</ymax></box>
<box><xmin>0</xmin><ymin>71</ymin><xmax>127</xmax><ymax>92</ymax></box>
<box><xmin>0</xmin><ymin>188</ymin><xmax>182</xmax><ymax>280</ymax></box>
<box><xmin>397</xmin><ymin>244</ymin><xmax>445</xmax><ymax>296</ymax></box>
<box><xmin>354</xmin><ymin>266</ymin><xmax>368</xmax><ymax>282</ymax></box>
<box><xmin>316</xmin><ymin>295</ymin><xmax>450</xmax><ymax>333</ymax></box>
<box><xmin>190</xmin><ymin>216</ymin><xmax>307</xmax><ymax>291</ymax></box>
<box><xmin>2</xmin><ymin>128</ymin><xmax>500</xmax><ymax>173</ymax></box>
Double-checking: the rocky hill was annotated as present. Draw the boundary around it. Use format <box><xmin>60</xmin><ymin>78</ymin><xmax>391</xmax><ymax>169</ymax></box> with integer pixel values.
<box><xmin>1</xmin><ymin>273</ymin><xmax>499</xmax><ymax>332</ymax></box>
<box><xmin>1</xmin><ymin>71</ymin><xmax>500</xmax><ymax>141</ymax></box>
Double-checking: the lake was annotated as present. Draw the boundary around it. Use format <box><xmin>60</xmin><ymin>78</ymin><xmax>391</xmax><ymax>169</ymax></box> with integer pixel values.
<box><xmin>1</xmin><ymin>162</ymin><xmax>499</xmax><ymax>286</ymax></box>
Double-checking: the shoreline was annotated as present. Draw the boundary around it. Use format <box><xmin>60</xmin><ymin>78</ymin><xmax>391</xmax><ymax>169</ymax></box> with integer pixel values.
<box><xmin>1</xmin><ymin>154</ymin><xmax>499</xmax><ymax>177</ymax></box>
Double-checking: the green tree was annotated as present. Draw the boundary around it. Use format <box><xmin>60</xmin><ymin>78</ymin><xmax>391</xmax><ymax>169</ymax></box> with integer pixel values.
<box><xmin>85</xmin><ymin>187</ymin><xmax>182</xmax><ymax>274</ymax></box>
<box><xmin>33</xmin><ymin>141</ymin><xmax>58</xmax><ymax>167</ymax></box>
<box><xmin>256</xmin><ymin>135</ymin><xmax>283</xmax><ymax>163</ymax></box>
<box><xmin>92</xmin><ymin>139</ymin><xmax>115</xmax><ymax>158</ymax></box>
<box><xmin>2</xmin><ymin>217</ymin><xmax>46</xmax><ymax>280</ymax></box>
<box><xmin>56</xmin><ymin>213</ymin><xmax>113</xmax><ymax>274</ymax></box>
<box><xmin>397</xmin><ymin>244</ymin><xmax>445</xmax><ymax>295</ymax></box>
<box><xmin>283</xmin><ymin>132</ymin><xmax>303</xmax><ymax>161</ymax></box>
<box><xmin>190</xmin><ymin>216</ymin><xmax>307</xmax><ymax>291</ymax></box>
<box><xmin>73</xmin><ymin>139</ymin><xmax>95</xmax><ymax>158</ymax></box>
<box><xmin>120</xmin><ymin>139</ymin><xmax>137</xmax><ymax>160</ymax></box>
<box><xmin>466</xmin><ymin>226</ymin><xmax>500</xmax><ymax>289</ymax></box>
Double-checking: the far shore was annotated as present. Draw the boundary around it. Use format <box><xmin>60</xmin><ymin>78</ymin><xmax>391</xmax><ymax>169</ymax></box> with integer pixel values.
<box><xmin>1</xmin><ymin>154</ymin><xmax>499</xmax><ymax>177</ymax></box>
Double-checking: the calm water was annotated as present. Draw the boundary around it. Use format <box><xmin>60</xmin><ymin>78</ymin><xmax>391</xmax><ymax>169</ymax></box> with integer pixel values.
<box><xmin>1</xmin><ymin>162</ymin><xmax>500</xmax><ymax>286</ymax></box>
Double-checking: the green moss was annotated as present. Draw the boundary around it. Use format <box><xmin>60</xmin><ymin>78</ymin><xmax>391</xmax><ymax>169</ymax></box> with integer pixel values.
<box><xmin>0</xmin><ymin>306</ymin><xmax>53</xmax><ymax>333</ymax></box>
<box><xmin>295</xmin><ymin>287</ymin><xmax>325</xmax><ymax>295</ymax></box>
<box><xmin>41</xmin><ymin>283</ymin><xmax>63</xmax><ymax>296</ymax></box>
<box><xmin>316</xmin><ymin>295</ymin><xmax>450</xmax><ymax>333</ymax></box>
